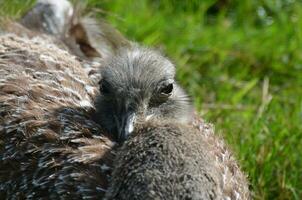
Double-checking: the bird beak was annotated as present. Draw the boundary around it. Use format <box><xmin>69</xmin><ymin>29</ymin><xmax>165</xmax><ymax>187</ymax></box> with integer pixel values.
<box><xmin>118</xmin><ymin>112</ymin><xmax>136</xmax><ymax>142</ymax></box>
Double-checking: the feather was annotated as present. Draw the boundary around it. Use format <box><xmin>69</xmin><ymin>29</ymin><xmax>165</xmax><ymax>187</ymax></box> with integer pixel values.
<box><xmin>0</xmin><ymin>33</ymin><xmax>114</xmax><ymax>199</ymax></box>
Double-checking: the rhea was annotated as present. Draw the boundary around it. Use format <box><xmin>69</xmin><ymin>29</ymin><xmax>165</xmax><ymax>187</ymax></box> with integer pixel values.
<box><xmin>95</xmin><ymin>46</ymin><xmax>193</xmax><ymax>141</ymax></box>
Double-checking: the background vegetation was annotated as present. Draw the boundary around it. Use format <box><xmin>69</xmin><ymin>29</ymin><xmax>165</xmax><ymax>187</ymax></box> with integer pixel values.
<box><xmin>1</xmin><ymin>0</ymin><xmax>302</xmax><ymax>199</ymax></box>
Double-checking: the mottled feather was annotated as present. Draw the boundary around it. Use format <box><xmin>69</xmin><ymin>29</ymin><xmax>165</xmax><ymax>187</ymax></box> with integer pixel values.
<box><xmin>0</xmin><ymin>34</ymin><xmax>114</xmax><ymax>199</ymax></box>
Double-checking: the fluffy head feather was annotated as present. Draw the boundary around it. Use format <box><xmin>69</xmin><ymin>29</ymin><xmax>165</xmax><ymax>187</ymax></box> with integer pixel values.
<box><xmin>95</xmin><ymin>46</ymin><xmax>193</xmax><ymax>141</ymax></box>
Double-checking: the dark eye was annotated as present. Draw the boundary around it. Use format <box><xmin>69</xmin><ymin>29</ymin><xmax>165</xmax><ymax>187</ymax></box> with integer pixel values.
<box><xmin>99</xmin><ymin>80</ymin><xmax>110</xmax><ymax>94</ymax></box>
<box><xmin>160</xmin><ymin>83</ymin><xmax>173</xmax><ymax>96</ymax></box>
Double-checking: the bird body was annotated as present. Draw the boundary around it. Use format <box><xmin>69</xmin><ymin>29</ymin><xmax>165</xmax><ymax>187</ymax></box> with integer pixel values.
<box><xmin>106</xmin><ymin>120</ymin><xmax>222</xmax><ymax>200</ymax></box>
<box><xmin>0</xmin><ymin>34</ymin><xmax>114</xmax><ymax>199</ymax></box>
<box><xmin>106</xmin><ymin>119</ymin><xmax>251</xmax><ymax>200</ymax></box>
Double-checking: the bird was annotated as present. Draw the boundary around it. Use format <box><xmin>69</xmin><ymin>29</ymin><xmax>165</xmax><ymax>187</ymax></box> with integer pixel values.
<box><xmin>94</xmin><ymin>46</ymin><xmax>194</xmax><ymax>142</ymax></box>
<box><xmin>106</xmin><ymin>119</ymin><xmax>251</xmax><ymax>200</ymax></box>
<box><xmin>0</xmin><ymin>1</ymin><xmax>251</xmax><ymax>199</ymax></box>
<box><xmin>0</xmin><ymin>32</ymin><xmax>250</xmax><ymax>200</ymax></box>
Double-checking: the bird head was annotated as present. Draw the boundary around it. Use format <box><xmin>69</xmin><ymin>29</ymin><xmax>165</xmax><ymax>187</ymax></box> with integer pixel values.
<box><xmin>95</xmin><ymin>46</ymin><xmax>193</xmax><ymax>142</ymax></box>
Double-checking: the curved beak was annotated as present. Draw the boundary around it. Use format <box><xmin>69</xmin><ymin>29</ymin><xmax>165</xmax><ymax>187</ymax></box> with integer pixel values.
<box><xmin>117</xmin><ymin>112</ymin><xmax>136</xmax><ymax>142</ymax></box>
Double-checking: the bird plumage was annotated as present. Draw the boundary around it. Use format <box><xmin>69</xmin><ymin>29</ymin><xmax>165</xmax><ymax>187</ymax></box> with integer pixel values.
<box><xmin>0</xmin><ymin>27</ymin><xmax>250</xmax><ymax>200</ymax></box>
<box><xmin>0</xmin><ymin>34</ymin><xmax>114</xmax><ymax>199</ymax></box>
<box><xmin>106</xmin><ymin>118</ymin><xmax>251</xmax><ymax>200</ymax></box>
<box><xmin>0</xmin><ymin>1</ymin><xmax>251</xmax><ymax>199</ymax></box>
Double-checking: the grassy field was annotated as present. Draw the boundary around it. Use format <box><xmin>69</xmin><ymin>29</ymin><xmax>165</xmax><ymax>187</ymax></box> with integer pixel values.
<box><xmin>1</xmin><ymin>0</ymin><xmax>302</xmax><ymax>199</ymax></box>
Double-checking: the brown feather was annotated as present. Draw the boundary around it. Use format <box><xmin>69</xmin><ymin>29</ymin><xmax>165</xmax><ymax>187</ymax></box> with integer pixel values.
<box><xmin>0</xmin><ymin>34</ymin><xmax>114</xmax><ymax>199</ymax></box>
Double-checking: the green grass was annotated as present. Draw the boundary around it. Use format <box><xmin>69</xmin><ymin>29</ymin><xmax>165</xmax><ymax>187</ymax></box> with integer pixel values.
<box><xmin>1</xmin><ymin>0</ymin><xmax>302</xmax><ymax>199</ymax></box>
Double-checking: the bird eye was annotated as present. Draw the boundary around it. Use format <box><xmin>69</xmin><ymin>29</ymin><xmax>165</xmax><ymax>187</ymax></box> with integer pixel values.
<box><xmin>160</xmin><ymin>83</ymin><xmax>173</xmax><ymax>96</ymax></box>
<box><xmin>99</xmin><ymin>80</ymin><xmax>110</xmax><ymax>95</ymax></box>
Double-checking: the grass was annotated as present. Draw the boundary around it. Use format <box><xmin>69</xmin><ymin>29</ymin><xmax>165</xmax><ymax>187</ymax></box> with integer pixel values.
<box><xmin>1</xmin><ymin>0</ymin><xmax>302</xmax><ymax>199</ymax></box>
